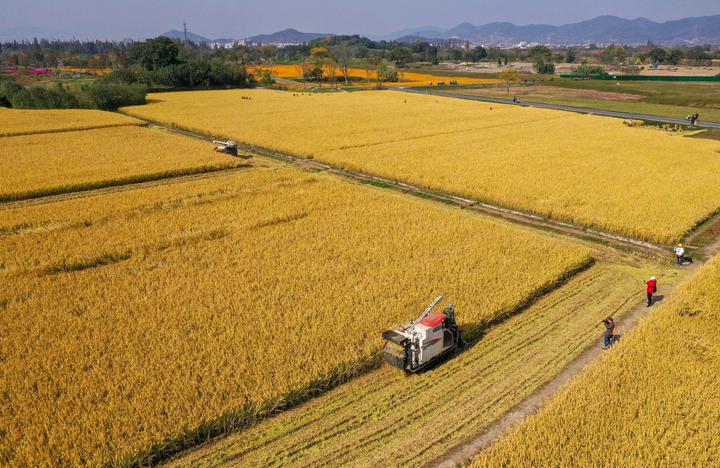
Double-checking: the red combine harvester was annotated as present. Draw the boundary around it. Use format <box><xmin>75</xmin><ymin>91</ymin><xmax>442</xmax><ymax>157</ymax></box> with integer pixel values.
<box><xmin>382</xmin><ymin>295</ymin><xmax>464</xmax><ymax>373</ymax></box>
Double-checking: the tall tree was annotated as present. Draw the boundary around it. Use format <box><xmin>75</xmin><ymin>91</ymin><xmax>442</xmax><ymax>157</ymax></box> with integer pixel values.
<box><xmin>332</xmin><ymin>43</ymin><xmax>352</xmax><ymax>85</ymax></box>
<box><xmin>137</xmin><ymin>37</ymin><xmax>180</xmax><ymax>70</ymax></box>
<box><xmin>499</xmin><ymin>68</ymin><xmax>520</xmax><ymax>94</ymax></box>
<box><xmin>649</xmin><ymin>47</ymin><xmax>667</xmax><ymax>64</ymax></box>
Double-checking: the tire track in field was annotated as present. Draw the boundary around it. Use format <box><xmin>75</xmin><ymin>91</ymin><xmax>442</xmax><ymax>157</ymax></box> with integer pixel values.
<box><xmin>168</xmin><ymin>264</ymin><xmax>658</xmax><ymax>467</ymax></box>
<box><xmin>313</xmin><ymin>274</ymin><xmax>622</xmax><ymax>467</ymax></box>
<box><xmin>264</xmin><ymin>271</ymin><xmax>610</xmax><ymax>466</ymax></box>
<box><xmin>334</xmin><ymin>113</ymin><xmax>575</xmax><ymax>151</ymax></box>
<box><xmin>197</xmin><ymin>270</ymin><xmax>606</xmax><ymax>466</ymax></box>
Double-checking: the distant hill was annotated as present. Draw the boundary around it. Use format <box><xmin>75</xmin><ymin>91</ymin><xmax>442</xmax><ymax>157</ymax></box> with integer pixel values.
<box><xmin>385</xmin><ymin>15</ymin><xmax>720</xmax><ymax>45</ymax></box>
<box><xmin>247</xmin><ymin>28</ymin><xmax>332</xmax><ymax>44</ymax></box>
<box><xmin>159</xmin><ymin>29</ymin><xmax>211</xmax><ymax>44</ymax></box>
<box><xmin>382</xmin><ymin>26</ymin><xmax>447</xmax><ymax>41</ymax></box>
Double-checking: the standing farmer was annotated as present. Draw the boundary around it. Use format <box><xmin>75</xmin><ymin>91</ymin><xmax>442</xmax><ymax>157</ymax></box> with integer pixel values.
<box><xmin>645</xmin><ymin>276</ymin><xmax>657</xmax><ymax>307</ymax></box>
<box><xmin>602</xmin><ymin>317</ymin><xmax>616</xmax><ymax>350</ymax></box>
<box><xmin>675</xmin><ymin>244</ymin><xmax>685</xmax><ymax>266</ymax></box>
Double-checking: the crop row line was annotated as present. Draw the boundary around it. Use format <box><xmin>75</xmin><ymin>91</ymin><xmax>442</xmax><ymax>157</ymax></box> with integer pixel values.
<box><xmin>0</xmin><ymin>164</ymin><xmax>253</xmax><ymax>210</ymax></box>
<box><xmin>126</xmin><ymin>115</ymin><xmax>669</xmax><ymax>254</ymax></box>
<box><xmin>0</xmin><ymin>121</ymin><xmax>145</xmax><ymax>138</ymax></box>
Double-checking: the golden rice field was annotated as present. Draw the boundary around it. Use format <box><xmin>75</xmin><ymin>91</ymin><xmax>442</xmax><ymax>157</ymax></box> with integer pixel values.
<box><xmin>473</xmin><ymin>254</ymin><xmax>720</xmax><ymax>466</ymax></box>
<box><xmin>0</xmin><ymin>107</ymin><xmax>141</xmax><ymax>136</ymax></box>
<box><xmin>122</xmin><ymin>89</ymin><xmax>720</xmax><ymax>244</ymax></box>
<box><xmin>248</xmin><ymin>64</ymin><xmax>498</xmax><ymax>86</ymax></box>
<box><xmin>172</xmin><ymin>261</ymin><xmax>683</xmax><ymax>467</ymax></box>
<box><xmin>0</xmin><ymin>125</ymin><xmax>245</xmax><ymax>201</ymax></box>
<box><xmin>0</xmin><ymin>165</ymin><xmax>591</xmax><ymax>465</ymax></box>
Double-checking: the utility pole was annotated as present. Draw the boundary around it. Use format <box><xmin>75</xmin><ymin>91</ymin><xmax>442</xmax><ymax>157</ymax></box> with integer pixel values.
<box><xmin>183</xmin><ymin>21</ymin><xmax>188</xmax><ymax>43</ymax></box>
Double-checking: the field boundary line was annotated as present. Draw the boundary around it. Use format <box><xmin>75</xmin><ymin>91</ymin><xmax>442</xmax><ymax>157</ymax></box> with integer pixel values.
<box><xmin>0</xmin><ymin>121</ymin><xmax>146</xmax><ymax>138</ymax></box>
<box><xmin>0</xmin><ymin>164</ymin><xmax>253</xmax><ymax>210</ymax></box>
<box><xmin>396</xmin><ymin>87</ymin><xmax>720</xmax><ymax>129</ymax></box>
<box><xmin>119</xmin><ymin>113</ymin><xmax>670</xmax><ymax>254</ymax></box>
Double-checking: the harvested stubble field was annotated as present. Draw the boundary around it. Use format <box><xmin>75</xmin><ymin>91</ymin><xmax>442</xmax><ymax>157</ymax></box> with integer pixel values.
<box><xmin>122</xmin><ymin>89</ymin><xmax>720</xmax><ymax>244</ymax></box>
<box><xmin>171</xmin><ymin>261</ymin><xmax>683</xmax><ymax>467</ymax></box>
<box><xmin>0</xmin><ymin>165</ymin><xmax>591</xmax><ymax>465</ymax></box>
<box><xmin>0</xmin><ymin>125</ymin><xmax>245</xmax><ymax>201</ymax></box>
<box><xmin>0</xmin><ymin>107</ymin><xmax>141</xmax><ymax>137</ymax></box>
<box><xmin>473</xmin><ymin>254</ymin><xmax>720</xmax><ymax>466</ymax></box>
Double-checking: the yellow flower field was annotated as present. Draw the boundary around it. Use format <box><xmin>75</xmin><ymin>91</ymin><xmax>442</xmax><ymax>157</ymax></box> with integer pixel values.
<box><xmin>473</xmin><ymin>254</ymin><xmax>720</xmax><ymax>466</ymax></box>
<box><xmin>0</xmin><ymin>107</ymin><xmax>141</xmax><ymax>137</ymax></box>
<box><xmin>122</xmin><ymin>89</ymin><xmax>720</xmax><ymax>244</ymax></box>
<box><xmin>0</xmin><ymin>125</ymin><xmax>244</xmax><ymax>201</ymax></box>
<box><xmin>0</xmin><ymin>166</ymin><xmax>590</xmax><ymax>466</ymax></box>
<box><xmin>248</xmin><ymin>64</ymin><xmax>498</xmax><ymax>86</ymax></box>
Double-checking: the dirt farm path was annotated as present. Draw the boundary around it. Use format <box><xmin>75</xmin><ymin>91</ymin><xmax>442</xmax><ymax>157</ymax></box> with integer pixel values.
<box><xmin>431</xmin><ymin>228</ymin><xmax>720</xmax><ymax>467</ymax></box>
<box><xmin>431</xmin><ymin>274</ymin><xmax>684</xmax><ymax>467</ymax></box>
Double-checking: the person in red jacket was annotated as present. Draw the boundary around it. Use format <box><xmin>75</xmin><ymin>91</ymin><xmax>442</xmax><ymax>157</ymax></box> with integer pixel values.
<box><xmin>645</xmin><ymin>276</ymin><xmax>657</xmax><ymax>307</ymax></box>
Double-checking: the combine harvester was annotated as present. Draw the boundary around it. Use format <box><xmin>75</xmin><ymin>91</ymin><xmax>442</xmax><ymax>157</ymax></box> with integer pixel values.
<box><xmin>213</xmin><ymin>139</ymin><xmax>238</xmax><ymax>156</ymax></box>
<box><xmin>382</xmin><ymin>295</ymin><xmax>464</xmax><ymax>373</ymax></box>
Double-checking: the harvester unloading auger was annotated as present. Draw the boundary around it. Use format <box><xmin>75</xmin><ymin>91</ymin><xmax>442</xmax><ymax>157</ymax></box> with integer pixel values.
<box><xmin>382</xmin><ymin>295</ymin><xmax>464</xmax><ymax>373</ymax></box>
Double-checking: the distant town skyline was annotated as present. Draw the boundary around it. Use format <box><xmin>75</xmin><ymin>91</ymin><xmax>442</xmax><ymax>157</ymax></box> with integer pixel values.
<box><xmin>1</xmin><ymin>0</ymin><xmax>718</xmax><ymax>40</ymax></box>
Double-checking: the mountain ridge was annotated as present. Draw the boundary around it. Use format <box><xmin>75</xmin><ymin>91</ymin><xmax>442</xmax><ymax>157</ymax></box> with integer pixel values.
<box><xmin>386</xmin><ymin>14</ymin><xmax>720</xmax><ymax>45</ymax></box>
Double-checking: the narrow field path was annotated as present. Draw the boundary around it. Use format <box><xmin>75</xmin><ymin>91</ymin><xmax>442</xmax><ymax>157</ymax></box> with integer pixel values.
<box><xmin>431</xmin><ymin>271</ymin><xmax>687</xmax><ymax>467</ymax></box>
<box><xmin>168</xmin><ymin>261</ymin><xmax>681</xmax><ymax>467</ymax></box>
<box><xmin>273</xmin><ymin>77</ymin><xmax>322</xmax><ymax>90</ymax></box>
<box><xmin>399</xmin><ymin>88</ymin><xmax>720</xmax><ymax>128</ymax></box>
<box><xmin>432</xmin><ymin>221</ymin><xmax>720</xmax><ymax>467</ymax></box>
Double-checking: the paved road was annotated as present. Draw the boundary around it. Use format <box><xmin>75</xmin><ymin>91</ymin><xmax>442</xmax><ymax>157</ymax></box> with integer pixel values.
<box><xmin>398</xmin><ymin>88</ymin><xmax>720</xmax><ymax>129</ymax></box>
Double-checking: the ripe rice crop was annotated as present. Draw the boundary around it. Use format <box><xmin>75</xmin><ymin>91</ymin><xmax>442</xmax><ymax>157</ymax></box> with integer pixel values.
<box><xmin>0</xmin><ymin>125</ymin><xmax>245</xmax><ymax>201</ymax></box>
<box><xmin>0</xmin><ymin>166</ymin><xmax>590</xmax><ymax>465</ymax></box>
<box><xmin>472</xmin><ymin>254</ymin><xmax>720</xmax><ymax>466</ymax></box>
<box><xmin>122</xmin><ymin>89</ymin><xmax>720</xmax><ymax>244</ymax></box>
<box><xmin>172</xmin><ymin>261</ymin><xmax>683</xmax><ymax>467</ymax></box>
<box><xmin>0</xmin><ymin>107</ymin><xmax>141</xmax><ymax>137</ymax></box>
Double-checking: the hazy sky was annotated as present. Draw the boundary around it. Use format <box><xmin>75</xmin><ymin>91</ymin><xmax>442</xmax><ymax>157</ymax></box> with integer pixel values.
<box><xmin>2</xmin><ymin>0</ymin><xmax>718</xmax><ymax>40</ymax></box>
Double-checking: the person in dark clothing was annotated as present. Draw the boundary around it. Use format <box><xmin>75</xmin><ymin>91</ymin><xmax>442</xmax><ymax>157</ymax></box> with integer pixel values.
<box><xmin>687</xmin><ymin>113</ymin><xmax>700</xmax><ymax>126</ymax></box>
<box><xmin>602</xmin><ymin>317</ymin><xmax>616</xmax><ymax>350</ymax></box>
<box><xmin>645</xmin><ymin>276</ymin><xmax>657</xmax><ymax>307</ymax></box>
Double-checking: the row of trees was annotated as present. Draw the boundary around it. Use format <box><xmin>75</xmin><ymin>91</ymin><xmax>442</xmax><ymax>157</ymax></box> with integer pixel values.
<box><xmin>598</xmin><ymin>44</ymin><xmax>713</xmax><ymax>66</ymax></box>
<box><xmin>3</xmin><ymin>35</ymin><xmax>717</xmax><ymax>72</ymax></box>
<box><xmin>1</xmin><ymin>37</ymin><xmax>259</xmax><ymax>110</ymax></box>
<box><xmin>287</xmin><ymin>45</ymin><xmax>399</xmax><ymax>88</ymax></box>
<box><xmin>103</xmin><ymin>37</ymin><xmax>254</xmax><ymax>88</ymax></box>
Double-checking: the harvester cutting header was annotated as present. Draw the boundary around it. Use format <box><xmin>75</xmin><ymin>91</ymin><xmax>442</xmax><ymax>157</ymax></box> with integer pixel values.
<box><xmin>382</xmin><ymin>295</ymin><xmax>464</xmax><ymax>373</ymax></box>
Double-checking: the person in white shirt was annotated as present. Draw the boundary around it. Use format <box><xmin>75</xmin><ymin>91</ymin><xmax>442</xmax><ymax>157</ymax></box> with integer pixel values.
<box><xmin>675</xmin><ymin>244</ymin><xmax>685</xmax><ymax>266</ymax></box>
